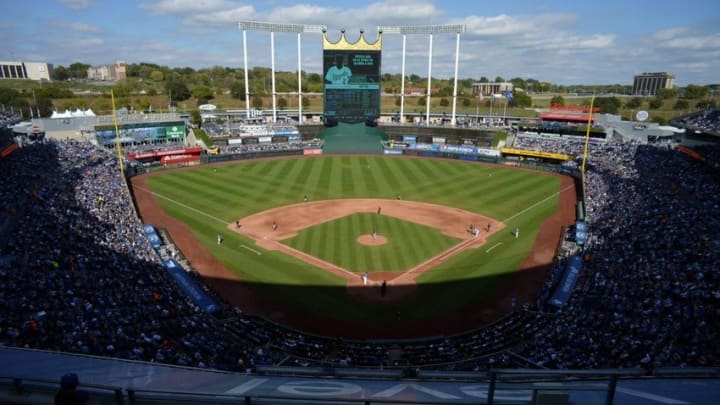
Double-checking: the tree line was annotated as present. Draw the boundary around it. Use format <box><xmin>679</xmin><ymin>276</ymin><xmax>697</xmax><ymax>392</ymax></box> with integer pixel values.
<box><xmin>0</xmin><ymin>61</ymin><xmax>717</xmax><ymax>118</ymax></box>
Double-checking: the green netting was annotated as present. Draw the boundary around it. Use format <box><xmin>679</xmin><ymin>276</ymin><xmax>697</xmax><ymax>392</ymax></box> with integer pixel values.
<box><xmin>318</xmin><ymin>123</ymin><xmax>388</xmax><ymax>154</ymax></box>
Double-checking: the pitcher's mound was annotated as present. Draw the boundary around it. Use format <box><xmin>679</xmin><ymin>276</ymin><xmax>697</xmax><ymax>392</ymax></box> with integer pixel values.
<box><xmin>357</xmin><ymin>234</ymin><xmax>388</xmax><ymax>246</ymax></box>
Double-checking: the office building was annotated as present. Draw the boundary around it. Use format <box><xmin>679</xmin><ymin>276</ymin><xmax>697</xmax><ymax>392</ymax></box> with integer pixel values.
<box><xmin>0</xmin><ymin>61</ymin><xmax>53</xmax><ymax>80</ymax></box>
<box><xmin>632</xmin><ymin>72</ymin><xmax>675</xmax><ymax>96</ymax></box>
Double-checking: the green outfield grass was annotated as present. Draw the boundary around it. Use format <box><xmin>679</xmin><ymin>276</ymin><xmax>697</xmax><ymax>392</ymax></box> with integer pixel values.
<box><xmin>283</xmin><ymin>213</ymin><xmax>461</xmax><ymax>272</ymax></box>
<box><xmin>145</xmin><ymin>156</ymin><xmax>562</xmax><ymax>322</ymax></box>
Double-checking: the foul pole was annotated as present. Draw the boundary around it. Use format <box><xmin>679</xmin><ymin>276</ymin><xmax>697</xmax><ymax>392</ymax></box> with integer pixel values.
<box><xmin>580</xmin><ymin>94</ymin><xmax>596</xmax><ymax>176</ymax></box>
<box><xmin>110</xmin><ymin>90</ymin><xmax>124</xmax><ymax>178</ymax></box>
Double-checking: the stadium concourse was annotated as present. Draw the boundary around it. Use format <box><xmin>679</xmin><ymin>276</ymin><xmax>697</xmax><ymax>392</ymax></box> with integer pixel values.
<box><xmin>0</xmin><ymin>119</ymin><xmax>718</xmax><ymax>385</ymax></box>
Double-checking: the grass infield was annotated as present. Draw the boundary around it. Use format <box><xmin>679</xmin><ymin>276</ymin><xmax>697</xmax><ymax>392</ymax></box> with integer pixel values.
<box><xmin>145</xmin><ymin>156</ymin><xmax>561</xmax><ymax>322</ymax></box>
<box><xmin>282</xmin><ymin>213</ymin><xmax>461</xmax><ymax>272</ymax></box>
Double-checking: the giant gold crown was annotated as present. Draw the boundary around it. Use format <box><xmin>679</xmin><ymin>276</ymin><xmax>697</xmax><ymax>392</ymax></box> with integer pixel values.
<box><xmin>323</xmin><ymin>29</ymin><xmax>382</xmax><ymax>51</ymax></box>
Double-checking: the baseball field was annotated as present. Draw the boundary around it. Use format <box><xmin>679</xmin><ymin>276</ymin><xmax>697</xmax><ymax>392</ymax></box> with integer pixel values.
<box><xmin>131</xmin><ymin>155</ymin><xmax>576</xmax><ymax>338</ymax></box>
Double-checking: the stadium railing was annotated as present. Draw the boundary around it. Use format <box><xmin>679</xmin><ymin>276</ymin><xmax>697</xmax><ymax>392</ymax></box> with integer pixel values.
<box><xmin>6</xmin><ymin>367</ymin><xmax>717</xmax><ymax>405</ymax></box>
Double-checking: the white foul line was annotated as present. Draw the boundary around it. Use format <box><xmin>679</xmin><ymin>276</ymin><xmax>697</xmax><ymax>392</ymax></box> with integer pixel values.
<box><xmin>502</xmin><ymin>184</ymin><xmax>574</xmax><ymax>223</ymax></box>
<box><xmin>137</xmin><ymin>186</ymin><xmax>264</xmax><ymax>255</ymax></box>
<box><xmin>486</xmin><ymin>242</ymin><xmax>503</xmax><ymax>253</ymax></box>
<box><xmin>240</xmin><ymin>245</ymin><xmax>262</xmax><ymax>255</ymax></box>
<box><xmin>134</xmin><ymin>185</ymin><xmax>227</xmax><ymax>225</ymax></box>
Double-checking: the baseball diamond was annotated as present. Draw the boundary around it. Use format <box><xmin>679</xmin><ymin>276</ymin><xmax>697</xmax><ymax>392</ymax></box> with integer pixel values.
<box><xmin>131</xmin><ymin>155</ymin><xmax>576</xmax><ymax>339</ymax></box>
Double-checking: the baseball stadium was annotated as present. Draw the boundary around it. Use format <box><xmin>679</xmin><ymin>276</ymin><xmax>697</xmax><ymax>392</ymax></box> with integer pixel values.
<box><xmin>1</xmin><ymin>22</ymin><xmax>720</xmax><ymax>405</ymax></box>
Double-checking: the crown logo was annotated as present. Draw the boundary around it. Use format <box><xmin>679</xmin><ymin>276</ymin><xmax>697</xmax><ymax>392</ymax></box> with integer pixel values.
<box><xmin>323</xmin><ymin>29</ymin><xmax>382</xmax><ymax>51</ymax></box>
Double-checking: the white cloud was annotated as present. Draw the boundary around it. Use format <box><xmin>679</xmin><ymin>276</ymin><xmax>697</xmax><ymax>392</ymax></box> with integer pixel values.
<box><xmin>189</xmin><ymin>6</ymin><xmax>257</xmax><ymax>25</ymax></box>
<box><xmin>653</xmin><ymin>27</ymin><xmax>688</xmax><ymax>41</ymax></box>
<box><xmin>673</xmin><ymin>62</ymin><xmax>709</xmax><ymax>72</ymax></box>
<box><xmin>139</xmin><ymin>0</ymin><xmax>236</xmax><ymax>15</ymax></box>
<box><xmin>10</xmin><ymin>2</ymin><xmax>716</xmax><ymax>85</ymax></box>
<box><xmin>59</xmin><ymin>0</ymin><xmax>93</xmax><ymax>10</ymax></box>
<box><xmin>69</xmin><ymin>22</ymin><xmax>101</xmax><ymax>33</ymax></box>
<box><xmin>465</xmin><ymin>13</ymin><xmax>577</xmax><ymax>37</ymax></box>
<box><xmin>76</xmin><ymin>38</ymin><xmax>104</xmax><ymax>47</ymax></box>
<box><xmin>659</xmin><ymin>33</ymin><xmax>720</xmax><ymax>50</ymax></box>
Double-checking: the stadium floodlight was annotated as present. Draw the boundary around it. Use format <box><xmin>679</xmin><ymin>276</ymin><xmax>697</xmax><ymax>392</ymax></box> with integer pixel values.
<box><xmin>377</xmin><ymin>24</ymin><xmax>465</xmax><ymax>35</ymax></box>
<box><xmin>238</xmin><ymin>21</ymin><xmax>304</xmax><ymax>33</ymax></box>
<box><xmin>238</xmin><ymin>21</ymin><xmax>326</xmax><ymax>123</ymax></box>
<box><xmin>378</xmin><ymin>24</ymin><xmax>466</xmax><ymax>126</ymax></box>
<box><xmin>303</xmin><ymin>25</ymin><xmax>326</xmax><ymax>34</ymax></box>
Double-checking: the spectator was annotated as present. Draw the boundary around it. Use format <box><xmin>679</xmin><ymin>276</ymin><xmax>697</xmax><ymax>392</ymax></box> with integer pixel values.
<box><xmin>54</xmin><ymin>373</ymin><xmax>88</xmax><ymax>405</ymax></box>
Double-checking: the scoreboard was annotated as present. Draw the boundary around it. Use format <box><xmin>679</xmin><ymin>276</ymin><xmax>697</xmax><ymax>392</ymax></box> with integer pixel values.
<box><xmin>323</xmin><ymin>50</ymin><xmax>381</xmax><ymax>124</ymax></box>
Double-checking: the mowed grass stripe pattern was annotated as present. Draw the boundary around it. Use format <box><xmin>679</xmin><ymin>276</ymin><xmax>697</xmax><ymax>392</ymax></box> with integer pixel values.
<box><xmin>146</xmin><ymin>156</ymin><xmax>562</xmax><ymax>321</ymax></box>
<box><xmin>283</xmin><ymin>213</ymin><xmax>460</xmax><ymax>272</ymax></box>
<box><xmin>148</xmin><ymin>156</ymin><xmax>558</xmax><ymax>221</ymax></box>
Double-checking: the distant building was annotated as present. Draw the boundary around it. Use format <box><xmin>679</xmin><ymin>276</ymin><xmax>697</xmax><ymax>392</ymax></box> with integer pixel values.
<box><xmin>632</xmin><ymin>72</ymin><xmax>675</xmax><ymax>96</ymax></box>
<box><xmin>87</xmin><ymin>61</ymin><xmax>127</xmax><ymax>81</ymax></box>
<box><xmin>403</xmin><ymin>87</ymin><xmax>440</xmax><ymax>96</ymax></box>
<box><xmin>472</xmin><ymin>82</ymin><xmax>513</xmax><ymax>97</ymax></box>
<box><xmin>0</xmin><ymin>61</ymin><xmax>53</xmax><ymax>81</ymax></box>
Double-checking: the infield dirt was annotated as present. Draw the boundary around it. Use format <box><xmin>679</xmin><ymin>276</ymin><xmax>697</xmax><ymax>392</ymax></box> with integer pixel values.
<box><xmin>130</xmin><ymin>164</ymin><xmax>575</xmax><ymax>339</ymax></box>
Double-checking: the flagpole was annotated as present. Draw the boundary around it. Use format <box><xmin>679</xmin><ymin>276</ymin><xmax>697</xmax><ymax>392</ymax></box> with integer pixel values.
<box><xmin>580</xmin><ymin>93</ymin><xmax>596</xmax><ymax>176</ymax></box>
<box><xmin>111</xmin><ymin>90</ymin><xmax>125</xmax><ymax>178</ymax></box>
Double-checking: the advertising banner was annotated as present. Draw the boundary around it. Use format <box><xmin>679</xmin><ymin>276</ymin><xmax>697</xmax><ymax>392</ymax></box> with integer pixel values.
<box><xmin>142</xmin><ymin>224</ymin><xmax>162</xmax><ymax>249</ymax></box>
<box><xmin>303</xmin><ymin>149</ymin><xmax>323</xmax><ymax>155</ymax></box>
<box><xmin>476</xmin><ymin>148</ymin><xmax>501</xmax><ymax>157</ymax></box>
<box><xmin>95</xmin><ymin>122</ymin><xmax>185</xmax><ymax>145</ymax></box>
<box><xmin>163</xmin><ymin>259</ymin><xmax>219</xmax><ymax>313</ymax></box>
<box><xmin>165</xmin><ymin>125</ymin><xmax>185</xmax><ymax>138</ymax></box>
<box><xmin>273</xmin><ymin>130</ymin><xmax>299</xmax><ymax>136</ymax></box>
<box><xmin>501</xmin><ymin>147</ymin><xmax>573</xmax><ymax>161</ymax></box>
<box><xmin>549</xmin><ymin>255</ymin><xmax>582</xmax><ymax>307</ymax></box>
<box><xmin>383</xmin><ymin>149</ymin><xmax>403</xmax><ymax>155</ymax></box>
<box><xmin>575</xmin><ymin>221</ymin><xmax>587</xmax><ymax>245</ymax></box>
<box><xmin>432</xmin><ymin>137</ymin><xmax>446</xmax><ymax>144</ymax></box>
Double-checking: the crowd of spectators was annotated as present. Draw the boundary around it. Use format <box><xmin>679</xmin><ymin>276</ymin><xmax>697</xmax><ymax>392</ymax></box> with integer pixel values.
<box><xmin>509</xmin><ymin>135</ymin><xmax>720</xmax><ymax>370</ymax></box>
<box><xmin>120</xmin><ymin>141</ymin><xmax>187</xmax><ymax>156</ymax></box>
<box><xmin>511</xmin><ymin>133</ymin><xmax>590</xmax><ymax>156</ymax></box>
<box><xmin>382</xmin><ymin>116</ymin><xmax>503</xmax><ymax>129</ymax></box>
<box><xmin>221</xmin><ymin>140</ymin><xmax>323</xmax><ymax>154</ymax></box>
<box><xmin>1</xmin><ymin>111</ymin><xmax>22</xmax><ymax>150</ymax></box>
<box><xmin>203</xmin><ymin>121</ymin><xmax>300</xmax><ymax>138</ymax></box>
<box><xmin>1</xmin><ymin>132</ymin><xmax>718</xmax><ymax>375</ymax></box>
<box><xmin>674</xmin><ymin>108</ymin><xmax>720</xmax><ymax>135</ymax></box>
<box><xmin>1</xmin><ymin>110</ymin><xmax>21</xmax><ymax>129</ymax></box>
<box><xmin>0</xmin><ymin>139</ymin><xmax>261</xmax><ymax>370</ymax></box>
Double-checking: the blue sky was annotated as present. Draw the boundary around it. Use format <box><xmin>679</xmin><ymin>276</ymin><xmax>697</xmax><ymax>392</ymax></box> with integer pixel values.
<box><xmin>2</xmin><ymin>0</ymin><xmax>719</xmax><ymax>85</ymax></box>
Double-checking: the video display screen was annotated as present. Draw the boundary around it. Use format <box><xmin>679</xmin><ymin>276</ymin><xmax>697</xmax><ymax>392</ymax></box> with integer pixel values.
<box><xmin>95</xmin><ymin>122</ymin><xmax>185</xmax><ymax>145</ymax></box>
<box><xmin>323</xmin><ymin>50</ymin><xmax>381</xmax><ymax>123</ymax></box>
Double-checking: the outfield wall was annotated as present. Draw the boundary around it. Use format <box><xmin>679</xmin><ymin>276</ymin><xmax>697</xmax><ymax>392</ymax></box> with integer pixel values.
<box><xmin>125</xmin><ymin>144</ymin><xmax>585</xmax><ymax>209</ymax></box>
<box><xmin>125</xmin><ymin>145</ymin><xmax>585</xmax><ymax>342</ymax></box>
<box><xmin>297</xmin><ymin>124</ymin><xmax>498</xmax><ymax>146</ymax></box>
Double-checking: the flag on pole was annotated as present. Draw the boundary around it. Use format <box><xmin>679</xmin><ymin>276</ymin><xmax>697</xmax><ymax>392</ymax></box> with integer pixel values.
<box><xmin>477</xmin><ymin>92</ymin><xmax>484</xmax><ymax>101</ymax></box>
<box><xmin>504</xmin><ymin>90</ymin><xmax>514</xmax><ymax>102</ymax></box>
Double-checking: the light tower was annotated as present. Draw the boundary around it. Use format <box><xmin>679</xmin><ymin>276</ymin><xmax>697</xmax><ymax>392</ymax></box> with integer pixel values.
<box><xmin>237</xmin><ymin>21</ymin><xmax>325</xmax><ymax>123</ymax></box>
<box><xmin>377</xmin><ymin>24</ymin><xmax>465</xmax><ymax>126</ymax></box>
